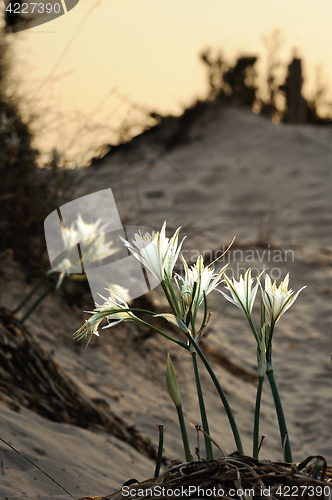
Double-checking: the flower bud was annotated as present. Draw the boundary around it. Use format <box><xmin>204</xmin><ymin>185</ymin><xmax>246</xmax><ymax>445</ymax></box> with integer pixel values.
<box><xmin>166</xmin><ymin>354</ymin><xmax>182</xmax><ymax>408</ymax></box>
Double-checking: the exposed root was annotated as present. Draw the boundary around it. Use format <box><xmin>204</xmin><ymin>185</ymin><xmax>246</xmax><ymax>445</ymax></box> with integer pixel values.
<box><xmin>91</xmin><ymin>454</ymin><xmax>332</xmax><ymax>500</ymax></box>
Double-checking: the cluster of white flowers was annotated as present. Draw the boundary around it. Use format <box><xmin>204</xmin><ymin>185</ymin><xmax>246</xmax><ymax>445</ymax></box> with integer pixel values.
<box><xmin>218</xmin><ymin>269</ymin><xmax>306</xmax><ymax>326</ymax></box>
<box><xmin>75</xmin><ymin>222</ymin><xmax>306</xmax><ymax>353</ymax></box>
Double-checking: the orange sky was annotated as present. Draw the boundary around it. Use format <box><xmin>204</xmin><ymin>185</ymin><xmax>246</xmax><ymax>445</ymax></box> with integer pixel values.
<box><xmin>7</xmin><ymin>0</ymin><xmax>332</xmax><ymax>164</ymax></box>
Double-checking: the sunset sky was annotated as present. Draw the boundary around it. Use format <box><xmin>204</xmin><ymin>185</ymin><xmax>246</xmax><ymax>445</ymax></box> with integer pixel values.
<box><xmin>6</xmin><ymin>0</ymin><xmax>332</xmax><ymax>163</ymax></box>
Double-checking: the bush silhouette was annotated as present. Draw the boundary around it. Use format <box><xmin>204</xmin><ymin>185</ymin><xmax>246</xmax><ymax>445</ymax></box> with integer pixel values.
<box><xmin>201</xmin><ymin>49</ymin><xmax>258</xmax><ymax>107</ymax></box>
<box><xmin>0</xmin><ymin>32</ymin><xmax>57</xmax><ymax>267</ymax></box>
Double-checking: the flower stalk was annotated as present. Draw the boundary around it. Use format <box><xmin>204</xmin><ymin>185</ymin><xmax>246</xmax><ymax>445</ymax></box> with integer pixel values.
<box><xmin>161</xmin><ymin>279</ymin><xmax>181</xmax><ymax>317</ymax></box>
<box><xmin>253</xmin><ymin>375</ymin><xmax>264</xmax><ymax>459</ymax></box>
<box><xmin>14</xmin><ymin>271</ymin><xmax>52</xmax><ymax>314</ymax></box>
<box><xmin>166</xmin><ymin>354</ymin><xmax>191</xmax><ymax>462</ymax></box>
<box><xmin>136</xmin><ymin>317</ymin><xmax>188</xmax><ymax>348</ymax></box>
<box><xmin>154</xmin><ymin>424</ymin><xmax>164</xmax><ymax>478</ymax></box>
<box><xmin>166</xmin><ymin>278</ymin><xmax>182</xmax><ymax>318</ymax></box>
<box><xmin>176</xmin><ymin>405</ymin><xmax>192</xmax><ymax>463</ymax></box>
<box><xmin>20</xmin><ymin>282</ymin><xmax>56</xmax><ymax>324</ymax></box>
<box><xmin>183</xmin><ymin>331</ymin><xmax>244</xmax><ymax>455</ymax></box>
<box><xmin>267</xmin><ymin>368</ymin><xmax>292</xmax><ymax>463</ymax></box>
<box><xmin>191</xmin><ymin>351</ymin><xmax>214</xmax><ymax>460</ymax></box>
<box><xmin>253</xmin><ymin>318</ymin><xmax>267</xmax><ymax>459</ymax></box>
<box><xmin>74</xmin><ymin>305</ymin><xmax>188</xmax><ymax>349</ymax></box>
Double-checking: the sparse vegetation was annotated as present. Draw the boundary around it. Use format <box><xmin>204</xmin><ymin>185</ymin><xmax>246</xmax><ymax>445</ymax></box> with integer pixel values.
<box><xmin>0</xmin><ymin>31</ymin><xmax>41</xmax><ymax>263</ymax></box>
<box><xmin>200</xmin><ymin>49</ymin><xmax>258</xmax><ymax>107</ymax></box>
<box><xmin>200</xmin><ymin>39</ymin><xmax>332</xmax><ymax>125</ymax></box>
<box><xmin>0</xmin><ymin>31</ymin><xmax>77</xmax><ymax>270</ymax></box>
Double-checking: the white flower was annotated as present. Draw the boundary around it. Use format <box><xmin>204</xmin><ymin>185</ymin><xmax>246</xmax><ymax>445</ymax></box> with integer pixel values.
<box><xmin>219</xmin><ymin>269</ymin><xmax>263</xmax><ymax>317</ymax></box>
<box><xmin>83</xmin><ymin>235</ymin><xmax>115</xmax><ymax>264</ymax></box>
<box><xmin>74</xmin><ymin>288</ymin><xmax>137</xmax><ymax>343</ymax></box>
<box><xmin>94</xmin><ymin>289</ymin><xmax>136</xmax><ymax>327</ymax></box>
<box><xmin>57</xmin><ymin>214</ymin><xmax>116</xmax><ymax>287</ymax></box>
<box><xmin>120</xmin><ymin>221</ymin><xmax>185</xmax><ymax>281</ymax></box>
<box><xmin>262</xmin><ymin>273</ymin><xmax>306</xmax><ymax>325</ymax></box>
<box><xmin>176</xmin><ymin>255</ymin><xmax>228</xmax><ymax>321</ymax></box>
<box><xmin>75</xmin><ymin>214</ymin><xmax>107</xmax><ymax>242</ymax></box>
<box><xmin>104</xmin><ymin>283</ymin><xmax>131</xmax><ymax>303</ymax></box>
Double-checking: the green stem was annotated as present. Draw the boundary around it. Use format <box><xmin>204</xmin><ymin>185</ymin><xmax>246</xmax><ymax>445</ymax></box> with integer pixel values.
<box><xmin>191</xmin><ymin>351</ymin><xmax>214</xmax><ymax>460</ymax></box>
<box><xmin>20</xmin><ymin>283</ymin><xmax>56</xmax><ymax>324</ymax></box>
<box><xmin>136</xmin><ymin>318</ymin><xmax>188</xmax><ymax>349</ymax></box>
<box><xmin>265</xmin><ymin>322</ymin><xmax>275</xmax><ymax>366</ymax></box>
<box><xmin>154</xmin><ymin>424</ymin><xmax>164</xmax><ymax>477</ymax></box>
<box><xmin>90</xmin><ymin>307</ymin><xmax>189</xmax><ymax>348</ymax></box>
<box><xmin>166</xmin><ymin>278</ymin><xmax>181</xmax><ymax>317</ymax></box>
<box><xmin>176</xmin><ymin>404</ymin><xmax>191</xmax><ymax>462</ymax></box>
<box><xmin>0</xmin><ymin>437</ymin><xmax>76</xmax><ymax>499</ymax></box>
<box><xmin>247</xmin><ymin>314</ymin><xmax>259</xmax><ymax>343</ymax></box>
<box><xmin>184</xmin><ymin>333</ymin><xmax>243</xmax><ymax>455</ymax></box>
<box><xmin>14</xmin><ymin>273</ymin><xmax>50</xmax><ymax>314</ymax></box>
<box><xmin>186</xmin><ymin>281</ymin><xmax>197</xmax><ymax>329</ymax></box>
<box><xmin>161</xmin><ymin>281</ymin><xmax>178</xmax><ymax>316</ymax></box>
<box><xmin>199</xmin><ymin>291</ymin><xmax>208</xmax><ymax>334</ymax></box>
<box><xmin>266</xmin><ymin>369</ymin><xmax>292</xmax><ymax>463</ymax></box>
<box><xmin>312</xmin><ymin>460</ymin><xmax>324</xmax><ymax>480</ymax></box>
<box><xmin>253</xmin><ymin>375</ymin><xmax>264</xmax><ymax>459</ymax></box>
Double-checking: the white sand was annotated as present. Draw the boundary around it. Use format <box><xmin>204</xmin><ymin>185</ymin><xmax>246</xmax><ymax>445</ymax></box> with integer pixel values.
<box><xmin>1</xmin><ymin>104</ymin><xmax>331</xmax><ymax>499</ymax></box>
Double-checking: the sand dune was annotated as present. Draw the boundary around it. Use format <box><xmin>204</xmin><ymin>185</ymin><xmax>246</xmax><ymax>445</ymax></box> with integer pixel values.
<box><xmin>1</xmin><ymin>103</ymin><xmax>331</xmax><ymax>499</ymax></box>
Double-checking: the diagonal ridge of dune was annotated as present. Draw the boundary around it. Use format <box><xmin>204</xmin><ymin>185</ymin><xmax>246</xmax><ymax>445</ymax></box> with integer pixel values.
<box><xmin>0</xmin><ymin>307</ymin><xmax>158</xmax><ymax>461</ymax></box>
